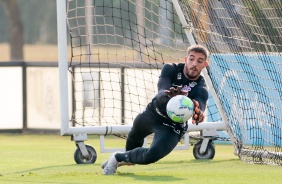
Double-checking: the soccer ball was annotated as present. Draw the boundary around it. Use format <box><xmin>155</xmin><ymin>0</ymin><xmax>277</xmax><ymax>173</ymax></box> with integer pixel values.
<box><xmin>166</xmin><ymin>95</ymin><xmax>194</xmax><ymax>123</ymax></box>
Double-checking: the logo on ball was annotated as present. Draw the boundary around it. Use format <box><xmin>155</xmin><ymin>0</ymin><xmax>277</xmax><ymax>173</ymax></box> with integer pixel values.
<box><xmin>166</xmin><ymin>95</ymin><xmax>194</xmax><ymax>123</ymax></box>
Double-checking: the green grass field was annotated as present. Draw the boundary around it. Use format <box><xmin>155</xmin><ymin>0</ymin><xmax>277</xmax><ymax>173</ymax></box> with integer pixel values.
<box><xmin>0</xmin><ymin>133</ymin><xmax>282</xmax><ymax>184</ymax></box>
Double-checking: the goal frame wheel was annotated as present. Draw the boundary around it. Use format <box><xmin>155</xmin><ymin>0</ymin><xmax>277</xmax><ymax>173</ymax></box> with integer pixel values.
<box><xmin>74</xmin><ymin>144</ymin><xmax>97</xmax><ymax>164</ymax></box>
<box><xmin>193</xmin><ymin>140</ymin><xmax>215</xmax><ymax>159</ymax></box>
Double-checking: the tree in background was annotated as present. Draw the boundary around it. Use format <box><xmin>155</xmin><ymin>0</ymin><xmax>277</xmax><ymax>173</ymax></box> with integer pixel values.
<box><xmin>1</xmin><ymin>0</ymin><xmax>24</xmax><ymax>61</ymax></box>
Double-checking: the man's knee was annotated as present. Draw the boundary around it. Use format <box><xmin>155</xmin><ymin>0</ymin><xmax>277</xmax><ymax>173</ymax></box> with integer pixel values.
<box><xmin>142</xmin><ymin>156</ymin><xmax>160</xmax><ymax>164</ymax></box>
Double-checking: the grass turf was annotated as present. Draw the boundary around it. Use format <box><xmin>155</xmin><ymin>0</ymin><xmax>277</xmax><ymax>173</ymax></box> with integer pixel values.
<box><xmin>0</xmin><ymin>133</ymin><xmax>282</xmax><ymax>184</ymax></box>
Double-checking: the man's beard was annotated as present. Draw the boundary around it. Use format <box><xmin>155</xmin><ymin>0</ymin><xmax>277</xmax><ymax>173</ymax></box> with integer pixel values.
<box><xmin>186</xmin><ymin>66</ymin><xmax>199</xmax><ymax>80</ymax></box>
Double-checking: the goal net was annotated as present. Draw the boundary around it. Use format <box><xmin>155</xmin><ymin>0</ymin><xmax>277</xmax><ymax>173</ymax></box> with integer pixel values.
<box><xmin>60</xmin><ymin>0</ymin><xmax>282</xmax><ymax>165</ymax></box>
<box><xmin>178</xmin><ymin>0</ymin><xmax>282</xmax><ymax>165</ymax></box>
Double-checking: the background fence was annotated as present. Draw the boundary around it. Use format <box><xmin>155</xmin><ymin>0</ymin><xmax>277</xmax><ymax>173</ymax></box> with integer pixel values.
<box><xmin>0</xmin><ymin>62</ymin><xmax>62</xmax><ymax>132</ymax></box>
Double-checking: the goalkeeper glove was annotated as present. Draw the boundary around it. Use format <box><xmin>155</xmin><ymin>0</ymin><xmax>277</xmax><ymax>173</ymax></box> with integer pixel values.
<box><xmin>192</xmin><ymin>100</ymin><xmax>204</xmax><ymax>125</ymax></box>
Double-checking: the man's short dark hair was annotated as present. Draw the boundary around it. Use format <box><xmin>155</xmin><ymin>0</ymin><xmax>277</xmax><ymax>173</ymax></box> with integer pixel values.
<box><xmin>187</xmin><ymin>45</ymin><xmax>209</xmax><ymax>60</ymax></box>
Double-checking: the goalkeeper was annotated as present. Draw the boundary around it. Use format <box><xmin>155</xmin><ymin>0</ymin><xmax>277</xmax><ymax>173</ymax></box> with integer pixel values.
<box><xmin>102</xmin><ymin>44</ymin><xmax>209</xmax><ymax>175</ymax></box>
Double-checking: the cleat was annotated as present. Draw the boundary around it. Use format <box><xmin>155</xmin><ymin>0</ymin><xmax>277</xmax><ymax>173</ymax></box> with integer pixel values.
<box><xmin>102</xmin><ymin>152</ymin><xmax>119</xmax><ymax>175</ymax></box>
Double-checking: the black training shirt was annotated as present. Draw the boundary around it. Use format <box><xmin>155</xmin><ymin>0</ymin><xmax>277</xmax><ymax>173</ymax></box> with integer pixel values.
<box><xmin>150</xmin><ymin>63</ymin><xmax>209</xmax><ymax>120</ymax></box>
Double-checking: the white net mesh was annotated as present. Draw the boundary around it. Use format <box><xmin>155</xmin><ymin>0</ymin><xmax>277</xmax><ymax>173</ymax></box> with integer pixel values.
<box><xmin>66</xmin><ymin>0</ymin><xmax>189</xmax><ymax>126</ymax></box>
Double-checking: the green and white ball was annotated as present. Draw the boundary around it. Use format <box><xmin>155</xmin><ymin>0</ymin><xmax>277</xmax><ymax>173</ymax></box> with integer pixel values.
<box><xmin>166</xmin><ymin>95</ymin><xmax>194</xmax><ymax>123</ymax></box>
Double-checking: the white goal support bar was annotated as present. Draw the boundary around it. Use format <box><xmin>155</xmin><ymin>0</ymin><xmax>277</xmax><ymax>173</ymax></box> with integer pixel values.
<box><xmin>56</xmin><ymin>0</ymin><xmax>70</xmax><ymax>136</ymax></box>
<box><xmin>62</xmin><ymin>122</ymin><xmax>227</xmax><ymax>136</ymax></box>
<box><xmin>99</xmin><ymin>121</ymin><xmax>227</xmax><ymax>153</ymax></box>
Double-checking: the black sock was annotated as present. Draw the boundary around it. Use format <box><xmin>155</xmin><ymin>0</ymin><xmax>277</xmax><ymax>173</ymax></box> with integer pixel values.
<box><xmin>115</xmin><ymin>152</ymin><xmax>130</xmax><ymax>162</ymax></box>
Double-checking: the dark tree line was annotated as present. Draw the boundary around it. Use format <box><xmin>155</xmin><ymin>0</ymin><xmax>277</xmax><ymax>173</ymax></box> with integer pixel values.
<box><xmin>1</xmin><ymin>0</ymin><xmax>23</xmax><ymax>61</ymax></box>
<box><xmin>0</xmin><ymin>0</ymin><xmax>57</xmax><ymax>61</ymax></box>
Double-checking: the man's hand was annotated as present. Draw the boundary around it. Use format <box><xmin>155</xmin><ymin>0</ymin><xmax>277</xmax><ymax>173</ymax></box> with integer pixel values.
<box><xmin>164</xmin><ymin>86</ymin><xmax>188</xmax><ymax>98</ymax></box>
<box><xmin>192</xmin><ymin>100</ymin><xmax>204</xmax><ymax>125</ymax></box>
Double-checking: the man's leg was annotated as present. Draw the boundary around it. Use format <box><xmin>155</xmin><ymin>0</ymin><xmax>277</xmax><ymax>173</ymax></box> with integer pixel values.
<box><xmin>125</xmin><ymin>111</ymin><xmax>154</xmax><ymax>151</ymax></box>
<box><xmin>124</xmin><ymin>123</ymin><xmax>180</xmax><ymax>164</ymax></box>
<box><xmin>103</xmin><ymin>123</ymin><xmax>180</xmax><ymax>174</ymax></box>
<box><xmin>102</xmin><ymin>110</ymin><xmax>154</xmax><ymax>172</ymax></box>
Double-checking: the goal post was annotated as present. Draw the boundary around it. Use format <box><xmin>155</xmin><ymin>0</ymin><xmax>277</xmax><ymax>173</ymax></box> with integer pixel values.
<box><xmin>57</xmin><ymin>0</ymin><xmax>282</xmax><ymax>165</ymax></box>
<box><xmin>56</xmin><ymin>0</ymin><xmax>69</xmax><ymax>135</ymax></box>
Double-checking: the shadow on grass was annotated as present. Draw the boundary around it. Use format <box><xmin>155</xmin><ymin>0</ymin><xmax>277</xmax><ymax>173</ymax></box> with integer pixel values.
<box><xmin>14</xmin><ymin>164</ymin><xmax>80</xmax><ymax>174</ymax></box>
<box><xmin>117</xmin><ymin>172</ymin><xmax>185</xmax><ymax>182</ymax></box>
<box><xmin>143</xmin><ymin>158</ymin><xmax>240</xmax><ymax>172</ymax></box>
<box><xmin>0</xmin><ymin>179</ymin><xmax>78</xmax><ymax>184</ymax></box>
<box><xmin>156</xmin><ymin>158</ymin><xmax>239</xmax><ymax>165</ymax></box>
<box><xmin>112</xmin><ymin>159</ymin><xmax>238</xmax><ymax>181</ymax></box>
